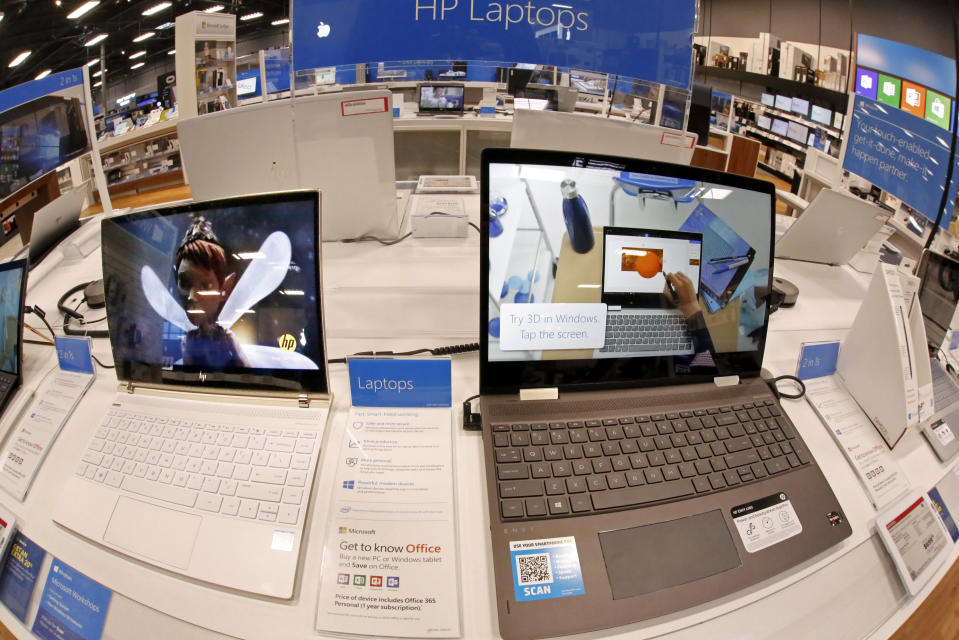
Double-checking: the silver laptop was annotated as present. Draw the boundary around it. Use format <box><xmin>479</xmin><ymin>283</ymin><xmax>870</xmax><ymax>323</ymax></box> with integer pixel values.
<box><xmin>775</xmin><ymin>188</ymin><xmax>890</xmax><ymax>265</ymax></box>
<box><xmin>54</xmin><ymin>191</ymin><xmax>332</xmax><ymax>598</ymax></box>
<box><xmin>18</xmin><ymin>188</ymin><xmax>84</xmax><ymax>266</ymax></box>
<box><xmin>482</xmin><ymin>149</ymin><xmax>851</xmax><ymax>640</ymax></box>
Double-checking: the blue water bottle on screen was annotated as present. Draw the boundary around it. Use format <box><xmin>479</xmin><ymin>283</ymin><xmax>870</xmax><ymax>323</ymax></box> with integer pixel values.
<box><xmin>561</xmin><ymin>179</ymin><xmax>594</xmax><ymax>253</ymax></box>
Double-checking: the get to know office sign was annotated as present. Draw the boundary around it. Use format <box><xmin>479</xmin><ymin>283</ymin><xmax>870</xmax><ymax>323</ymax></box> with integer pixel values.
<box><xmin>291</xmin><ymin>0</ymin><xmax>696</xmax><ymax>89</ymax></box>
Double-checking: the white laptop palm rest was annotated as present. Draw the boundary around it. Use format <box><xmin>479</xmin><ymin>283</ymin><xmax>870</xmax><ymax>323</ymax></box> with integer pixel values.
<box><xmin>54</xmin><ymin>191</ymin><xmax>332</xmax><ymax>598</ymax></box>
<box><xmin>775</xmin><ymin>188</ymin><xmax>890</xmax><ymax>265</ymax></box>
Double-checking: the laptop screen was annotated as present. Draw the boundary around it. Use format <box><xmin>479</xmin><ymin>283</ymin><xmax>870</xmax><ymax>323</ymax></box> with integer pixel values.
<box><xmin>101</xmin><ymin>191</ymin><xmax>327</xmax><ymax>393</ymax></box>
<box><xmin>0</xmin><ymin>260</ymin><xmax>26</xmax><ymax>377</ymax></box>
<box><xmin>482</xmin><ymin>149</ymin><xmax>774</xmax><ymax>392</ymax></box>
<box><xmin>418</xmin><ymin>84</ymin><xmax>465</xmax><ymax>113</ymax></box>
<box><xmin>917</xmin><ymin>250</ymin><xmax>959</xmax><ymax>351</ymax></box>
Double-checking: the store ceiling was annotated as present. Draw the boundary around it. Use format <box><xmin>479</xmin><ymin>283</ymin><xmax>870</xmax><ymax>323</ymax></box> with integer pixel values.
<box><xmin>0</xmin><ymin>0</ymin><xmax>290</xmax><ymax>93</ymax></box>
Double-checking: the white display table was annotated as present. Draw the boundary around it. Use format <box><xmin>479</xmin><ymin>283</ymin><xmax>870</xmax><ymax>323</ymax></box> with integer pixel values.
<box><xmin>0</xmin><ymin>197</ymin><xmax>953</xmax><ymax>640</ymax></box>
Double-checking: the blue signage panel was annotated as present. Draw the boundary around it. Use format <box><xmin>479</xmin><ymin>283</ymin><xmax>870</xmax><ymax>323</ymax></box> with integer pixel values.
<box><xmin>32</xmin><ymin>558</ymin><xmax>111</xmax><ymax>640</ymax></box>
<box><xmin>796</xmin><ymin>341</ymin><xmax>840</xmax><ymax>380</ymax></box>
<box><xmin>0</xmin><ymin>68</ymin><xmax>84</xmax><ymax>116</ymax></box>
<box><xmin>844</xmin><ymin>95</ymin><xmax>956</xmax><ymax>227</ymax></box>
<box><xmin>292</xmin><ymin>0</ymin><xmax>696</xmax><ymax>89</ymax></box>
<box><xmin>857</xmin><ymin>34</ymin><xmax>955</xmax><ymax>99</ymax></box>
<box><xmin>56</xmin><ymin>337</ymin><xmax>95</xmax><ymax>375</ymax></box>
<box><xmin>264</xmin><ymin>49</ymin><xmax>292</xmax><ymax>93</ymax></box>
<box><xmin>349</xmin><ymin>358</ymin><xmax>452</xmax><ymax>407</ymax></box>
<box><xmin>0</xmin><ymin>533</ymin><xmax>46</xmax><ymax>622</ymax></box>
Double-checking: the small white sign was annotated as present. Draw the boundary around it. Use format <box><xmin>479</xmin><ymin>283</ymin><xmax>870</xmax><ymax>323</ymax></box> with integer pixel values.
<box><xmin>933</xmin><ymin>420</ymin><xmax>956</xmax><ymax>447</ymax></box>
<box><xmin>731</xmin><ymin>493</ymin><xmax>803</xmax><ymax>553</ymax></box>
<box><xmin>341</xmin><ymin>97</ymin><xmax>388</xmax><ymax>117</ymax></box>
<box><xmin>499</xmin><ymin>303</ymin><xmax>606</xmax><ymax>351</ymax></box>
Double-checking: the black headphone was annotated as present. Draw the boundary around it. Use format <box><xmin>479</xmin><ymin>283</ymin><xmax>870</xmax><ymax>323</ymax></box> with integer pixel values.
<box><xmin>58</xmin><ymin>280</ymin><xmax>109</xmax><ymax>338</ymax></box>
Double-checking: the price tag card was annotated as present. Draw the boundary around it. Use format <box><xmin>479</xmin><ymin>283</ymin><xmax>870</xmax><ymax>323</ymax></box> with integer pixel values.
<box><xmin>55</xmin><ymin>337</ymin><xmax>95</xmax><ymax>376</ymax></box>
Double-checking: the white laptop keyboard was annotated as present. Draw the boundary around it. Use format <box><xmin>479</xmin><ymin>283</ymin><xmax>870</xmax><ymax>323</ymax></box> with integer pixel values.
<box><xmin>75</xmin><ymin>408</ymin><xmax>316</xmax><ymax>527</ymax></box>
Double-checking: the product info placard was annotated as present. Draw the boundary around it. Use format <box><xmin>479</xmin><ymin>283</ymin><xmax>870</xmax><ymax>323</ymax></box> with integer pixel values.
<box><xmin>315</xmin><ymin>407</ymin><xmax>461</xmax><ymax>637</ymax></box>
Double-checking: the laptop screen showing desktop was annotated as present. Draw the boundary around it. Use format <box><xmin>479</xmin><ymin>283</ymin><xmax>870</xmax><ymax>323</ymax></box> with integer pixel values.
<box><xmin>484</xmin><ymin>150</ymin><xmax>773</xmax><ymax>389</ymax></box>
<box><xmin>101</xmin><ymin>191</ymin><xmax>327</xmax><ymax>392</ymax></box>
<box><xmin>0</xmin><ymin>261</ymin><xmax>26</xmax><ymax>376</ymax></box>
<box><xmin>418</xmin><ymin>84</ymin><xmax>465</xmax><ymax>113</ymax></box>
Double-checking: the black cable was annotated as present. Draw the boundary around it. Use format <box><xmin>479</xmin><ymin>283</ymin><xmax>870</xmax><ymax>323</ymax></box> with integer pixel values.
<box><xmin>767</xmin><ymin>374</ymin><xmax>806</xmax><ymax>400</ymax></box>
<box><xmin>328</xmin><ymin>342</ymin><xmax>479</xmax><ymax>365</ymax></box>
<box><xmin>468</xmin><ymin>222</ymin><xmax>480</xmax><ymax>233</ymax></box>
<box><xmin>92</xmin><ymin>355</ymin><xmax>115</xmax><ymax>369</ymax></box>
<box><xmin>341</xmin><ymin>232</ymin><xmax>413</xmax><ymax>246</ymax></box>
<box><xmin>462</xmin><ymin>393</ymin><xmax>481</xmax><ymax>431</ymax></box>
<box><xmin>26</xmin><ymin>306</ymin><xmax>56</xmax><ymax>341</ymax></box>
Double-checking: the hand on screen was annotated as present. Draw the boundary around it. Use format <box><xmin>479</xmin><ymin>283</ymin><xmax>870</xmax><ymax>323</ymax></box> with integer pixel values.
<box><xmin>664</xmin><ymin>272</ymin><xmax>701</xmax><ymax>319</ymax></box>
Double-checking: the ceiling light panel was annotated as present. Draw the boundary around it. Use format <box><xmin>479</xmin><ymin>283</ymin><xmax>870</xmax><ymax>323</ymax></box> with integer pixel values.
<box><xmin>67</xmin><ymin>1</ymin><xmax>100</xmax><ymax>19</ymax></box>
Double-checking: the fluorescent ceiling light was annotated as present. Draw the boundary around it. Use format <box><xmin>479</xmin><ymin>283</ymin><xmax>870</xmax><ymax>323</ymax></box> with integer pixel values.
<box><xmin>141</xmin><ymin>2</ymin><xmax>171</xmax><ymax>16</ymax></box>
<box><xmin>85</xmin><ymin>58</ymin><xmax>100</xmax><ymax>67</ymax></box>
<box><xmin>167</xmin><ymin>49</ymin><xmax>176</xmax><ymax>55</ymax></box>
<box><xmin>133</xmin><ymin>31</ymin><xmax>155</xmax><ymax>42</ymax></box>
<box><xmin>131</xmin><ymin>62</ymin><xmax>145</xmax><ymax>70</ymax></box>
<box><xmin>240</xmin><ymin>12</ymin><xmax>263</xmax><ymax>20</ymax></box>
<box><xmin>35</xmin><ymin>69</ymin><xmax>52</xmax><ymax>80</ymax></box>
<box><xmin>93</xmin><ymin>69</ymin><xmax>103</xmax><ymax>77</ymax></box>
<box><xmin>85</xmin><ymin>33</ymin><xmax>108</xmax><ymax>46</ymax></box>
<box><xmin>155</xmin><ymin>21</ymin><xmax>175</xmax><ymax>30</ymax></box>
<box><xmin>271</xmin><ymin>18</ymin><xmax>290</xmax><ymax>25</ymax></box>
<box><xmin>0</xmin><ymin>12</ymin><xmax>5</xmax><ymax>24</ymax></box>
<box><xmin>93</xmin><ymin>81</ymin><xmax>102</xmax><ymax>87</ymax></box>
<box><xmin>8</xmin><ymin>51</ymin><xmax>31</xmax><ymax>68</ymax></box>
<box><xmin>129</xmin><ymin>50</ymin><xmax>146</xmax><ymax>59</ymax></box>
<box><xmin>204</xmin><ymin>5</ymin><xmax>224</xmax><ymax>13</ymax></box>
<box><xmin>67</xmin><ymin>1</ymin><xmax>100</xmax><ymax>19</ymax></box>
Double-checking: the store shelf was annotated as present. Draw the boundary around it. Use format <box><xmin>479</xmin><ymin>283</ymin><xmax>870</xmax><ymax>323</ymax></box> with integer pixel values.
<box><xmin>99</xmin><ymin>119</ymin><xmax>178</xmax><ymax>152</ymax></box>
<box><xmin>102</xmin><ymin>149</ymin><xmax>180</xmax><ymax>172</ymax></box>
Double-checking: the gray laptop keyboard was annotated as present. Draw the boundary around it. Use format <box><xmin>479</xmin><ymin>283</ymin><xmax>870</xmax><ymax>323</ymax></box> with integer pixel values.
<box><xmin>600</xmin><ymin>313</ymin><xmax>692</xmax><ymax>353</ymax></box>
<box><xmin>75</xmin><ymin>409</ymin><xmax>315</xmax><ymax>526</ymax></box>
<box><xmin>492</xmin><ymin>400</ymin><xmax>811</xmax><ymax>520</ymax></box>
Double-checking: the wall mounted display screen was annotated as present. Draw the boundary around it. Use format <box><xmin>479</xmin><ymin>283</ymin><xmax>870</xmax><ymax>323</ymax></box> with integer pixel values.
<box><xmin>791</xmin><ymin>97</ymin><xmax>809</xmax><ymax>117</ymax></box>
<box><xmin>236</xmin><ymin>69</ymin><xmax>260</xmax><ymax>97</ymax></box>
<box><xmin>292</xmin><ymin>0</ymin><xmax>697</xmax><ymax>90</ymax></box>
<box><xmin>774</xmin><ymin>95</ymin><xmax>792</xmax><ymax>111</ymax></box>
<box><xmin>761</xmin><ymin>93</ymin><xmax>774</xmax><ymax>107</ymax></box>
<box><xmin>569</xmin><ymin>69</ymin><xmax>608</xmax><ymax>96</ymax></box>
<box><xmin>786</xmin><ymin>121</ymin><xmax>809</xmax><ymax>144</ymax></box>
<box><xmin>756</xmin><ymin>114</ymin><xmax>772</xmax><ymax>129</ymax></box>
<box><xmin>771</xmin><ymin>118</ymin><xmax>789</xmax><ymax>136</ymax></box>
<box><xmin>0</xmin><ymin>68</ymin><xmax>90</xmax><ymax>202</ymax></box>
<box><xmin>810</xmin><ymin>104</ymin><xmax>832</xmax><ymax>126</ymax></box>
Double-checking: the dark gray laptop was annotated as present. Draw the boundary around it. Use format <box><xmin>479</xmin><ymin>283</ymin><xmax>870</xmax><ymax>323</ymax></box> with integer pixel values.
<box><xmin>481</xmin><ymin>149</ymin><xmax>852</xmax><ymax>640</ymax></box>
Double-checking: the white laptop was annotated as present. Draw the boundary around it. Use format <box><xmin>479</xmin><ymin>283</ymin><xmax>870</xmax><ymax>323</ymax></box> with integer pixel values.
<box><xmin>775</xmin><ymin>188</ymin><xmax>891</xmax><ymax>265</ymax></box>
<box><xmin>54</xmin><ymin>191</ymin><xmax>332</xmax><ymax>598</ymax></box>
<box><xmin>15</xmin><ymin>188</ymin><xmax>85</xmax><ymax>267</ymax></box>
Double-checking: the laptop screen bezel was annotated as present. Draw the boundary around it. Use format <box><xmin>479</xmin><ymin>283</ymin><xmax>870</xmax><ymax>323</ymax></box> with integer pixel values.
<box><xmin>101</xmin><ymin>190</ymin><xmax>329</xmax><ymax>395</ymax></box>
<box><xmin>480</xmin><ymin>148</ymin><xmax>776</xmax><ymax>395</ymax></box>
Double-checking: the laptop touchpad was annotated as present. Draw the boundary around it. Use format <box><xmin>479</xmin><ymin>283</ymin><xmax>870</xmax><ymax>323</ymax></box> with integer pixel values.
<box><xmin>104</xmin><ymin>496</ymin><xmax>201</xmax><ymax>569</ymax></box>
<box><xmin>599</xmin><ymin>510</ymin><xmax>741</xmax><ymax>599</ymax></box>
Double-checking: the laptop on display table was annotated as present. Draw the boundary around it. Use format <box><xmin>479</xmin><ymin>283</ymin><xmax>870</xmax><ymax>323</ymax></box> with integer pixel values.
<box><xmin>417</xmin><ymin>83</ymin><xmax>465</xmax><ymax>117</ymax></box>
<box><xmin>481</xmin><ymin>148</ymin><xmax>851</xmax><ymax>639</ymax></box>
<box><xmin>0</xmin><ymin>260</ymin><xmax>27</xmax><ymax>418</ymax></box>
<box><xmin>53</xmin><ymin>191</ymin><xmax>331</xmax><ymax>598</ymax></box>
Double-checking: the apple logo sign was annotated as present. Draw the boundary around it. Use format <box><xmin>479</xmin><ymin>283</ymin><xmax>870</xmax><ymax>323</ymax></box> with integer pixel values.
<box><xmin>316</xmin><ymin>21</ymin><xmax>331</xmax><ymax>38</ymax></box>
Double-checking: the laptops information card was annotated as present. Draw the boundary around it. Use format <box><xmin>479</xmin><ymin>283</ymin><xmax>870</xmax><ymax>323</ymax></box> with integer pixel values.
<box><xmin>315</xmin><ymin>359</ymin><xmax>461</xmax><ymax>637</ymax></box>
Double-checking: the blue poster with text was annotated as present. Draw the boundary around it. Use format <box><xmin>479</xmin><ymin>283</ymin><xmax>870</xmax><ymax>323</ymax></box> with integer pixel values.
<box><xmin>0</xmin><ymin>533</ymin><xmax>46</xmax><ymax>622</ymax></box>
<box><xmin>843</xmin><ymin>95</ymin><xmax>957</xmax><ymax>227</ymax></box>
<box><xmin>349</xmin><ymin>358</ymin><xmax>452</xmax><ymax>407</ymax></box>
<box><xmin>292</xmin><ymin>0</ymin><xmax>696</xmax><ymax>89</ymax></box>
<box><xmin>32</xmin><ymin>559</ymin><xmax>111</xmax><ymax>640</ymax></box>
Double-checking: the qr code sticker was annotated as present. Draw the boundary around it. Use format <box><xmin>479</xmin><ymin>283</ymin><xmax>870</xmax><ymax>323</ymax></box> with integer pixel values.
<box><xmin>516</xmin><ymin>553</ymin><xmax>553</xmax><ymax>586</ymax></box>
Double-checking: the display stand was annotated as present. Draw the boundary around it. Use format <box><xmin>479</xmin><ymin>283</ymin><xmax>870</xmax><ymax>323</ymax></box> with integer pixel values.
<box><xmin>174</xmin><ymin>11</ymin><xmax>237</xmax><ymax>120</ymax></box>
<box><xmin>836</xmin><ymin>263</ymin><xmax>927</xmax><ymax>448</ymax></box>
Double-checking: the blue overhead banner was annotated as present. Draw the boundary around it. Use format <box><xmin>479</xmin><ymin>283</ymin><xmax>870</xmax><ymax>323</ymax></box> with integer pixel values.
<box><xmin>291</xmin><ymin>0</ymin><xmax>697</xmax><ymax>89</ymax></box>
<box><xmin>0</xmin><ymin>68</ymin><xmax>84</xmax><ymax>116</ymax></box>
<box><xmin>844</xmin><ymin>96</ymin><xmax>956</xmax><ymax>227</ymax></box>
<box><xmin>857</xmin><ymin>34</ymin><xmax>955</xmax><ymax>98</ymax></box>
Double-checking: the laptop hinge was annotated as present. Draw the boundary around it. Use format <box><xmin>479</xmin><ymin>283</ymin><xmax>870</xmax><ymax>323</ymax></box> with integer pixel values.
<box><xmin>520</xmin><ymin>388</ymin><xmax>559</xmax><ymax>401</ymax></box>
<box><xmin>298</xmin><ymin>394</ymin><xmax>310</xmax><ymax>408</ymax></box>
<box><xmin>714</xmin><ymin>375</ymin><xmax>740</xmax><ymax>387</ymax></box>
